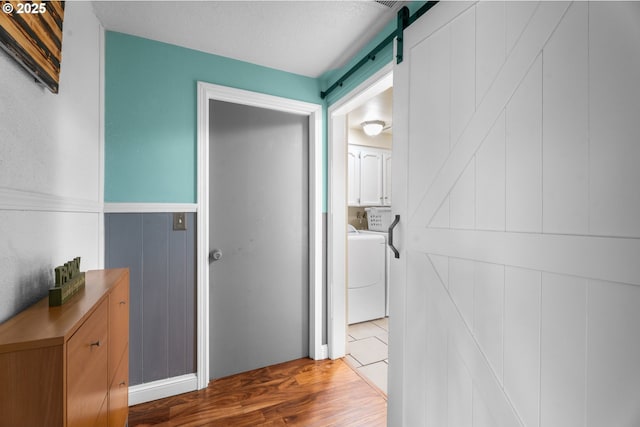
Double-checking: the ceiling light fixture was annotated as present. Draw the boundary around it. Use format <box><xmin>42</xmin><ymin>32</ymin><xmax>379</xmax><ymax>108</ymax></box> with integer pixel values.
<box><xmin>361</xmin><ymin>120</ymin><xmax>385</xmax><ymax>136</ymax></box>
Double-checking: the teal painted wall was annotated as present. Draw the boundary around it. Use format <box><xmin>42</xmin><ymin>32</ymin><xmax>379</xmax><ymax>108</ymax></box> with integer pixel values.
<box><xmin>105</xmin><ymin>3</ymin><xmax>427</xmax><ymax>208</ymax></box>
<box><xmin>105</xmin><ymin>31</ymin><xmax>322</xmax><ymax>203</ymax></box>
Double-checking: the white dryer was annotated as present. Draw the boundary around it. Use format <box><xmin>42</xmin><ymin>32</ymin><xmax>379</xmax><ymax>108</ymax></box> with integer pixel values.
<box><xmin>347</xmin><ymin>226</ymin><xmax>386</xmax><ymax>324</ymax></box>
<box><xmin>360</xmin><ymin>230</ymin><xmax>391</xmax><ymax>317</ymax></box>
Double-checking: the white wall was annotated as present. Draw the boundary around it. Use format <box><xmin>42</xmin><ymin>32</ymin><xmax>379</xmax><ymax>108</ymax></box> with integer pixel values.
<box><xmin>348</xmin><ymin>127</ymin><xmax>392</xmax><ymax>150</ymax></box>
<box><xmin>392</xmin><ymin>2</ymin><xmax>640</xmax><ymax>426</ymax></box>
<box><xmin>0</xmin><ymin>2</ymin><xmax>103</xmax><ymax>322</ymax></box>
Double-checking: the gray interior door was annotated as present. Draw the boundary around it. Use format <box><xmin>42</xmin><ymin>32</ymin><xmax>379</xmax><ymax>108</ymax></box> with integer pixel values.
<box><xmin>209</xmin><ymin>100</ymin><xmax>309</xmax><ymax>380</ymax></box>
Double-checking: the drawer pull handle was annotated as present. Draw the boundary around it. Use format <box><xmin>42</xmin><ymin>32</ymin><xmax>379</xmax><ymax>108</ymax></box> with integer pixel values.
<box><xmin>119</xmin><ymin>301</ymin><xmax>127</xmax><ymax>305</ymax></box>
<box><xmin>119</xmin><ymin>381</ymin><xmax>127</xmax><ymax>387</ymax></box>
<box><xmin>90</xmin><ymin>340</ymin><xmax>101</xmax><ymax>348</ymax></box>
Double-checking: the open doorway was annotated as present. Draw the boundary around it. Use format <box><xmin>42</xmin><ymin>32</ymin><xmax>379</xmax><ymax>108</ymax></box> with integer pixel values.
<box><xmin>328</xmin><ymin>65</ymin><xmax>393</xmax><ymax>393</ymax></box>
<box><xmin>345</xmin><ymin>87</ymin><xmax>393</xmax><ymax>393</ymax></box>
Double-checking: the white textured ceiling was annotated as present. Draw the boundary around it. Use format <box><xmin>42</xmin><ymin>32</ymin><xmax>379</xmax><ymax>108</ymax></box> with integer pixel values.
<box><xmin>348</xmin><ymin>86</ymin><xmax>392</xmax><ymax>133</ymax></box>
<box><xmin>92</xmin><ymin>1</ymin><xmax>404</xmax><ymax>78</ymax></box>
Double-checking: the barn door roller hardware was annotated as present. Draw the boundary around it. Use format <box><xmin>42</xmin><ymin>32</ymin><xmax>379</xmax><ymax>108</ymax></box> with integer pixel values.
<box><xmin>320</xmin><ymin>1</ymin><xmax>438</xmax><ymax>100</ymax></box>
<box><xmin>395</xmin><ymin>6</ymin><xmax>410</xmax><ymax>64</ymax></box>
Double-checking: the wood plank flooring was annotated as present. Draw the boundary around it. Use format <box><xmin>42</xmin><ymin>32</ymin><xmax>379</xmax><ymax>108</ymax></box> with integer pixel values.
<box><xmin>128</xmin><ymin>358</ymin><xmax>387</xmax><ymax>427</ymax></box>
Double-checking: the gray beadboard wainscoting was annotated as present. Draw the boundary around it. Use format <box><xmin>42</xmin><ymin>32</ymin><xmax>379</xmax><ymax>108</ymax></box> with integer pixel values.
<box><xmin>105</xmin><ymin>213</ymin><xmax>196</xmax><ymax>386</ymax></box>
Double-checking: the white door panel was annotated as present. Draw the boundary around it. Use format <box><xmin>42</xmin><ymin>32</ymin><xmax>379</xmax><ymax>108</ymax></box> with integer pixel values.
<box><xmin>391</xmin><ymin>1</ymin><xmax>640</xmax><ymax>426</ymax></box>
<box><xmin>209</xmin><ymin>100</ymin><xmax>309</xmax><ymax>379</ymax></box>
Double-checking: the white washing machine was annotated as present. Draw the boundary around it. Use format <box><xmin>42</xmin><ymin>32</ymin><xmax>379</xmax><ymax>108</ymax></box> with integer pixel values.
<box><xmin>347</xmin><ymin>226</ymin><xmax>386</xmax><ymax>324</ymax></box>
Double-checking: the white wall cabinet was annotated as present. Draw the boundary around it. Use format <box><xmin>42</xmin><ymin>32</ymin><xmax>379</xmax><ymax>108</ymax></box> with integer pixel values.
<box><xmin>359</xmin><ymin>149</ymin><xmax>384</xmax><ymax>205</ymax></box>
<box><xmin>347</xmin><ymin>146</ymin><xmax>361</xmax><ymax>206</ymax></box>
<box><xmin>383</xmin><ymin>151</ymin><xmax>392</xmax><ymax>206</ymax></box>
<box><xmin>348</xmin><ymin>145</ymin><xmax>391</xmax><ymax>207</ymax></box>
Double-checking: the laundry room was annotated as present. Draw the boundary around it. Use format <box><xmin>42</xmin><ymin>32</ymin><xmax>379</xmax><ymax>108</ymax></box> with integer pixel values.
<box><xmin>344</xmin><ymin>86</ymin><xmax>393</xmax><ymax>393</ymax></box>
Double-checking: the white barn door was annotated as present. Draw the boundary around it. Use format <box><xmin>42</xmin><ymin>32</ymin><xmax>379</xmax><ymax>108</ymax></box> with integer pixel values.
<box><xmin>390</xmin><ymin>2</ymin><xmax>640</xmax><ymax>426</ymax></box>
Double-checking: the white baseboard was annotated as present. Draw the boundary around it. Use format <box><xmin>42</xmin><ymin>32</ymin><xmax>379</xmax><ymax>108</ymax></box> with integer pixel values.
<box><xmin>128</xmin><ymin>374</ymin><xmax>198</xmax><ymax>406</ymax></box>
<box><xmin>320</xmin><ymin>344</ymin><xmax>329</xmax><ymax>360</ymax></box>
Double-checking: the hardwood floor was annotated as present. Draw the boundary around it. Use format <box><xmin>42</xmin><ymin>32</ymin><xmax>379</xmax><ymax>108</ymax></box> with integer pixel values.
<box><xmin>128</xmin><ymin>358</ymin><xmax>387</xmax><ymax>427</ymax></box>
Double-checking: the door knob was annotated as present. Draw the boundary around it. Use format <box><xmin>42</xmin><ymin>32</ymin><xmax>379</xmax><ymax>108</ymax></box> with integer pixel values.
<box><xmin>209</xmin><ymin>249</ymin><xmax>222</xmax><ymax>264</ymax></box>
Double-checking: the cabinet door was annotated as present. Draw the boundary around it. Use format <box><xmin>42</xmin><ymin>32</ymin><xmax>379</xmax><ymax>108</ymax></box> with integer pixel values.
<box><xmin>359</xmin><ymin>150</ymin><xmax>383</xmax><ymax>206</ymax></box>
<box><xmin>108</xmin><ymin>277</ymin><xmax>129</xmax><ymax>384</ymax></box>
<box><xmin>96</xmin><ymin>395</ymin><xmax>109</xmax><ymax>427</ymax></box>
<box><xmin>347</xmin><ymin>146</ymin><xmax>360</xmax><ymax>206</ymax></box>
<box><xmin>383</xmin><ymin>152</ymin><xmax>392</xmax><ymax>206</ymax></box>
<box><xmin>67</xmin><ymin>299</ymin><xmax>109</xmax><ymax>427</ymax></box>
<box><xmin>109</xmin><ymin>345</ymin><xmax>129</xmax><ymax>427</ymax></box>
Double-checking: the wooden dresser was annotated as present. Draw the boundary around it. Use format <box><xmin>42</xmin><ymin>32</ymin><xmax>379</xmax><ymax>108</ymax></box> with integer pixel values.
<box><xmin>0</xmin><ymin>269</ymin><xmax>130</xmax><ymax>427</ymax></box>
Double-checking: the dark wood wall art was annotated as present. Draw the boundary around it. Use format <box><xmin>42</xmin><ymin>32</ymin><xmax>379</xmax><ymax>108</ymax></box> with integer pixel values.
<box><xmin>0</xmin><ymin>1</ymin><xmax>65</xmax><ymax>93</ymax></box>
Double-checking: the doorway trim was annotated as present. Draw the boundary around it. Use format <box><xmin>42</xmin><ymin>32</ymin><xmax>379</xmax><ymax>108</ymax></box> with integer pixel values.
<box><xmin>196</xmin><ymin>82</ymin><xmax>324</xmax><ymax>389</ymax></box>
<box><xmin>327</xmin><ymin>64</ymin><xmax>393</xmax><ymax>359</ymax></box>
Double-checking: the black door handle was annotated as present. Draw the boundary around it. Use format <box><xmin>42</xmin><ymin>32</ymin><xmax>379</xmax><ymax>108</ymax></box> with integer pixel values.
<box><xmin>388</xmin><ymin>214</ymin><xmax>400</xmax><ymax>259</ymax></box>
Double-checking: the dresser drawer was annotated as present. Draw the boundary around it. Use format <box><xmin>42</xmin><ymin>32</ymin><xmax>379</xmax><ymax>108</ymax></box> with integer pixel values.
<box><xmin>109</xmin><ymin>346</ymin><xmax>129</xmax><ymax>427</ymax></box>
<box><xmin>109</xmin><ymin>276</ymin><xmax>129</xmax><ymax>382</ymax></box>
<box><xmin>67</xmin><ymin>298</ymin><xmax>109</xmax><ymax>427</ymax></box>
<box><xmin>96</xmin><ymin>394</ymin><xmax>109</xmax><ymax>427</ymax></box>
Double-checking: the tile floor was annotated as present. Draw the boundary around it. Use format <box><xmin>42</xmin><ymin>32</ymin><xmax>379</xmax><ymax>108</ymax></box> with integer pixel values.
<box><xmin>346</xmin><ymin>317</ymin><xmax>389</xmax><ymax>394</ymax></box>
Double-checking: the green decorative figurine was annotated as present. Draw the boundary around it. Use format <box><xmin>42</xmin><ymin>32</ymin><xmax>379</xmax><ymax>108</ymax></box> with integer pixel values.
<box><xmin>49</xmin><ymin>257</ymin><xmax>86</xmax><ymax>306</ymax></box>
